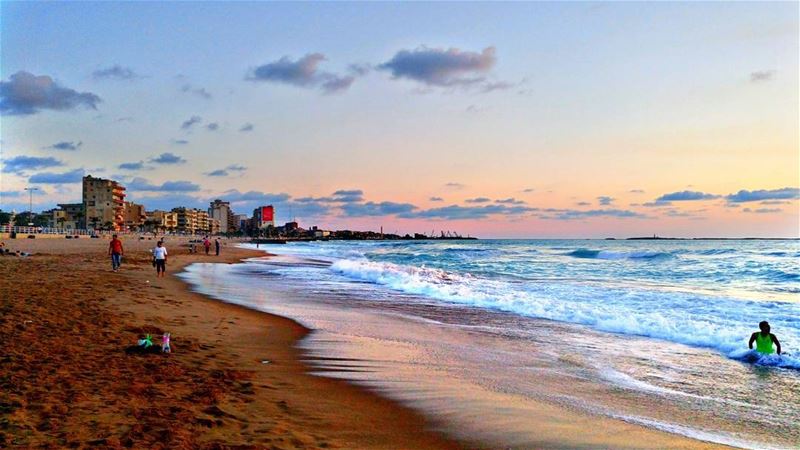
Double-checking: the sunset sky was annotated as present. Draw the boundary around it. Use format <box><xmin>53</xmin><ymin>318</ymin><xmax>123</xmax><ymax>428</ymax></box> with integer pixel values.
<box><xmin>1</xmin><ymin>2</ymin><xmax>798</xmax><ymax>238</ymax></box>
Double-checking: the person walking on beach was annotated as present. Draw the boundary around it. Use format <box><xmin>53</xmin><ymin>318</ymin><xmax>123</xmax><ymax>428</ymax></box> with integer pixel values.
<box><xmin>749</xmin><ymin>321</ymin><xmax>781</xmax><ymax>355</ymax></box>
<box><xmin>214</xmin><ymin>238</ymin><xmax>220</xmax><ymax>256</ymax></box>
<box><xmin>203</xmin><ymin>237</ymin><xmax>211</xmax><ymax>255</ymax></box>
<box><xmin>153</xmin><ymin>241</ymin><xmax>168</xmax><ymax>278</ymax></box>
<box><xmin>108</xmin><ymin>234</ymin><xmax>124</xmax><ymax>272</ymax></box>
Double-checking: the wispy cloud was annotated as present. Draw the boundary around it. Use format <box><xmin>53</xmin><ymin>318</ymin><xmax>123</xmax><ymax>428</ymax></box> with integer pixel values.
<box><xmin>655</xmin><ymin>190</ymin><xmax>720</xmax><ymax>202</ymax></box>
<box><xmin>118</xmin><ymin>161</ymin><xmax>145</xmax><ymax>170</ymax></box>
<box><xmin>239</xmin><ymin>123</ymin><xmax>254</xmax><ymax>132</ymax></box>
<box><xmin>342</xmin><ymin>201</ymin><xmax>417</xmax><ymax>217</ymax></box>
<box><xmin>597</xmin><ymin>196</ymin><xmax>615</xmax><ymax>206</ymax></box>
<box><xmin>181</xmin><ymin>116</ymin><xmax>202</xmax><ymax>130</ymax></box>
<box><xmin>45</xmin><ymin>141</ymin><xmax>82</xmax><ymax>151</ymax></box>
<box><xmin>206</xmin><ymin>122</ymin><xmax>219</xmax><ymax>131</ymax></box>
<box><xmin>1</xmin><ymin>71</ymin><xmax>101</xmax><ymax>115</ymax></box>
<box><xmin>726</xmin><ymin>187</ymin><xmax>799</xmax><ymax>203</ymax></box>
<box><xmin>750</xmin><ymin>70</ymin><xmax>775</xmax><ymax>83</ymax></box>
<box><xmin>92</xmin><ymin>65</ymin><xmax>141</xmax><ymax>81</ymax></box>
<box><xmin>149</xmin><ymin>152</ymin><xmax>186</xmax><ymax>165</ymax></box>
<box><xmin>2</xmin><ymin>156</ymin><xmax>64</xmax><ymax>174</ymax></box>
<box><xmin>378</xmin><ymin>45</ymin><xmax>513</xmax><ymax>92</ymax></box>
<box><xmin>128</xmin><ymin>177</ymin><xmax>200</xmax><ymax>192</ymax></box>
<box><xmin>29</xmin><ymin>168</ymin><xmax>85</xmax><ymax>184</ymax></box>
<box><xmin>246</xmin><ymin>53</ymin><xmax>356</xmax><ymax>94</ymax></box>
<box><xmin>181</xmin><ymin>83</ymin><xmax>212</xmax><ymax>99</ymax></box>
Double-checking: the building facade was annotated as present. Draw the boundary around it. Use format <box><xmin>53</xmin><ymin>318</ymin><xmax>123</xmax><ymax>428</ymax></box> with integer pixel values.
<box><xmin>83</xmin><ymin>175</ymin><xmax>126</xmax><ymax>230</ymax></box>
<box><xmin>172</xmin><ymin>207</ymin><xmax>212</xmax><ymax>234</ymax></box>
<box><xmin>146</xmin><ymin>210</ymin><xmax>178</xmax><ymax>232</ymax></box>
<box><xmin>209</xmin><ymin>199</ymin><xmax>235</xmax><ymax>233</ymax></box>
<box><xmin>252</xmin><ymin>205</ymin><xmax>275</xmax><ymax>229</ymax></box>
<box><xmin>123</xmin><ymin>202</ymin><xmax>147</xmax><ymax>230</ymax></box>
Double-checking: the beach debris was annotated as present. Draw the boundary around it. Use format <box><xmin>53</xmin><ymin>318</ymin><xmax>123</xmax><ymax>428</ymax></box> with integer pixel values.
<box><xmin>138</xmin><ymin>334</ymin><xmax>154</xmax><ymax>348</ymax></box>
<box><xmin>261</xmin><ymin>360</ymin><xmax>270</xmax><ymax>364</ymax></box>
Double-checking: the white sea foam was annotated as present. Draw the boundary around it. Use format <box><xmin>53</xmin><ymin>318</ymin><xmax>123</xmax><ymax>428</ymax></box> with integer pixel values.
<box><xmin>330</xmin><ymin>258</ymin><xmax>800</xmax><ymax>369</ymax></box>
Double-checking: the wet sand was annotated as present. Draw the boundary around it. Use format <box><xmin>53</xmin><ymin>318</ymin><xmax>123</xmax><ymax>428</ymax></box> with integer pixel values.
<box><xmin>0</xmin><ymin>236</ymin><xmax>462</xmax><ymax>449</ymax></box>
<box><xmin>1</xmin><ymin>236</ymin><xmax>734</xmax><ymax>449</ymax></box>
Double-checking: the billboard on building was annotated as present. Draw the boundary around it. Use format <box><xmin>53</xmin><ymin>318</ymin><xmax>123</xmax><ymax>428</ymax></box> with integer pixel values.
<box><xmin>261</xmin><ymin>206</ymin><xmax>274</xmax><ymax>222</ymax></box>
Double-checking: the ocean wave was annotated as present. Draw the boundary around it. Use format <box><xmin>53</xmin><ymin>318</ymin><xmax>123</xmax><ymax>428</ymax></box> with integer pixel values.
<box><xmin>329</xmin><ymin>258</ymin><xmax>800</xmax><ymax>370</ymax></box>
<box><xmin>566</xmin><ymin>249</ymin><xmax>672</xmax><ymax>260</ymax></box>
<box><xmin>728</xmin><ymin>349</ymin><xmax>800</xmax><ymax>370</ymax></box>
<box><xmin>697</xmin><ymin>248</ymin><xmax>737</xmax><ymax>255</ymax></box>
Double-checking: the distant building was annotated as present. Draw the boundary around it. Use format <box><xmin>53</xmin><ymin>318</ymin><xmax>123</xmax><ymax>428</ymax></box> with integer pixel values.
<box><xmin>234</xmin><ymin>214</ymin><xmax>249</xmax><ymax>233</ymax></box>
<box><xmin>123</xmin><ymin>201</ymin><xmax>146</xmax><ymax>230</ymax></box>
<box><xmin>51</xmin><ymin>203</ymin><xmax>83</xmax><ymax>229</ymax></box>
<box><xmin>209</xmin><ymin>199</ymin><xmax>235</xmax><ymax>233</ymax></box>
<box><xmin>172</xmin><ymin>207</ymin><xmax>198</xmax><ymax>234</ymax></box>
<box><xmin>146</xmin><ymin>210</ymin><xmax>177</xmax><ymax>232</ymax></box>
<box><xmin>83</xmin><ymin>175</ymin><xmax>126</xmax><ymax>230</ymax></box>
<box><xmin>252</xmin><ymin>205</ymin><xmax>275</xmax><ymax>229</ymax></box>
<box><xmin>172</xmin><ymin>207</ymin><xmax>212</xmax><ymax>234</ymax></box>
<box><xmin>209</xmin><ymin>218</ymin><xmax>221</xmax><ymax>235</ymax></box>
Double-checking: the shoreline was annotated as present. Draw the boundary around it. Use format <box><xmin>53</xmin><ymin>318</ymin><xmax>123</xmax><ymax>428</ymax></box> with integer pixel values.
<box><xmin>1</xmin><ymin>237</ymin><xmax>465</xmax><ymax>449</ymax></box>
<box><xmin>2</xmin><ymin>236</ymin><xmax>758</xmax><ymax>449</ymax></box>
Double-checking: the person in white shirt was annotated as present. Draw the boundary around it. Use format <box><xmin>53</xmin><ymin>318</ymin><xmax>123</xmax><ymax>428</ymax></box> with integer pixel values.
<box><xmin>153</xmin><ymin>241</ymin><xmax>168</xmax><ymax>278</ymax></box>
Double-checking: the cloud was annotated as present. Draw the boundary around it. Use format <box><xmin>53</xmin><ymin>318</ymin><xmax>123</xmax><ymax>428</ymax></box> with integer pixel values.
<box><xmin>445</xmin><ymin>182</ymin><xmax>465</xmax><ymax>189</ymax></box>
<box><xmin>759</xmin><ymin>200</ymin><xmax>790</xmax><ymax>205</ymax></box>
<box><xmin>206</xmin><ymin>169</ymin><xmax>228</xmax><ymax>177</ymax></box>
<box><xmin>1</xmin><ymin>71</ymin><xmax>101</xmax><ymax>115</ymax></box>
<box><xmin>239</xmin><ymin>123</ymin><xmax>254</xmax><ymax>132</ymax></box>
<box><xmin>465</xmin><ymin>197</ymin><xmax>491</xmax><ymax>203</ymax></box>
<box><xmin>597</xmin><ymin>196</ymin><xmax>615</xmax><ymax>205</ymax></box>
<box><xmin>642</xmin><ymin>201</ymin><xmax>672</xmax><ymax>207</ymax></box>
<box><xmin>743</xmin><ymin>207</ymin><xmax>782</xmax><ymax>214</ymax></box>
<box><xmin>247</xmin><ymin>53</ymin><xmax>356</xmax><ymax>94</ymax></box>
<box><xmin>342</xmin><ymin>201</ymin><xmax>418</xmax><ymax>217</ymax></box>
<box><xmin>92</xmin><ymin>65</ymin><xmax>141</xmax><ymax>80</ymax></box>
<box><xmin>118</xmin><ymin>161</ymin><xmax>145</xmax><ymax>170</ymax></box>
<box><xmin>495</xmin><ymin>198</ymin><xmax>526</xmax><ymax>205</ymax></box>
<box><xmin>222</xmin><ymin>190</ymin><xmax>291</xmax><ymax>204</ymax></box>
<box><xmin>348</xmin><ymin>64</ymin><xmax>372</xmax><ymax>77</ymax></box>
<box><xmin>575</xmin><ymin>201</ymin><xmax>591</xmax><ymax>206</ymax></box>
<box><xmin>332</xmin><ymin>189</ymin><xmax>364</xmax><ymax>203</ymax></box>
<box><xmin>29</xmin><ymin>168</ymin><xmax>85</xmax><ymax>184</ymax></box>
<box><xmin>543</xmin><ymin>208</ymin><xmax>648</xmax><ymax>221</ymax></box>
<box><xmin>655</xmin><ymin>190</ymin><xmax>720</xmax><ymax>202</ymax></box>
<box><xmin>629</xmin><ymin>189</ymin><xmax>645</xmax><ymax>194</ymax></box>
<box><xmin>227</xmin><ymin>164</ymin><xmax>247</xmax><ymax>172</ymax></box>
<box><xmin>45</xmin><ymin>141</ymin><xmax>82</xmax><ymax>151</ymax></box>
<box><xmin>725</xmin><ymin>187</ymin><xmax>799</xmax><ymax>203</ymax></box>
<box><xmin>402</xmin><ymin>204</ymin><xmax>536</xmax><ymax>220</ymax></box>
<box><xmin>181</xmin><ymin>116</ymin><xmax>202</xmax><ymax>130</ymax></box>
<box><xmin>172</xmin><ymin>139</ymin><xmax>189</xmax><ymax>145</ymax></box>
<box><xmin>181</xmin><ymin>84</ymin><xmax>212</xmax><ymax>99</ymax></box>
<box><xmin>127</xmin><ymin>177</ymin><xmax>200</xmax><ymax>192</ymax></box>
<box><xmin>150</xmin><ymin>152</ymin><xmax>186</xmax><ymax>165</ymax></box>
<box><xmin>321</xmin><ymin>75</ymin><xmax>356</xmax><ymax>94</ymax></box>
<box><xmin>206</xmin><ymin>122</ymin><xmax>219</xmax><ymax>131</ymax></box>
<box><xmin>750</xmin><ymin>70</ymin><xmax>775</xmax><ymax>83</ymax></box>
<box><xmin>2</xmin><ymin>156</ymin><xmax>64</xmax><ymax>174</ymax></box>
<box><xmin>378</xmin><ymin>46</ymin><xmax>498</xmax><ymax>88</ymax></box>
<box><xmin>429</xmin><ymin>196</ymin><xmax>444</xmax><ymax>202</ymax></box>
<box><xmin>522</xmin><ymin>188</ymin><xmax>535</xmax><ymax>193</ymax></box>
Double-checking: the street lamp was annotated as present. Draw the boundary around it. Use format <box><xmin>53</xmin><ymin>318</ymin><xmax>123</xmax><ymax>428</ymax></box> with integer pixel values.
<box><xmin>24</xmin><ymin>187</ymin><xmax>39</xmax><ymax>226</ymax></box>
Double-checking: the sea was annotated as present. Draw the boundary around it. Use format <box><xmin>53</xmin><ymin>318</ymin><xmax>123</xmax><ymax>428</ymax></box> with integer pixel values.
<box><xmin>180</xmin><ymin>239</ymin><xmax>800</xmax><ymax>449</ymax></box>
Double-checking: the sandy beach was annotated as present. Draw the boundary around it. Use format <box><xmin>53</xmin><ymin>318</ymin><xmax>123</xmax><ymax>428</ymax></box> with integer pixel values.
<box><xmin>1</xmin><ymin>236</ymin><xmax>740</xmax><ymax>449</ymax></box>
<box><xmin>1</xmin><ymin>236</ymin><xmax>462</xmax><ymax>449</ymax></box>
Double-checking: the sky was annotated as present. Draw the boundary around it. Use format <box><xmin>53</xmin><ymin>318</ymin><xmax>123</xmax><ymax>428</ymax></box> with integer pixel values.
<box><xmin>1</xmin><ymin>1</ymin><xmax>798</xmax><ymax>238</ymax></box>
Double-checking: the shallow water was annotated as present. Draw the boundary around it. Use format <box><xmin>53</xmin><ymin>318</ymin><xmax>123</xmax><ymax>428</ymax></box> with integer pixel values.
<box><xmin>181</xmin><ymin>239</ymin><xmax>800</xmax><ymax>449</ymax></box>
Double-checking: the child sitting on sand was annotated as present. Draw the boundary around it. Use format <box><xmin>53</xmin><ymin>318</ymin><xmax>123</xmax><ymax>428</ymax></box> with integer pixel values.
<box><xmin>749</xmin><ymin>321</ymin><xmax>781</xmax><ymax>355</ymax></box>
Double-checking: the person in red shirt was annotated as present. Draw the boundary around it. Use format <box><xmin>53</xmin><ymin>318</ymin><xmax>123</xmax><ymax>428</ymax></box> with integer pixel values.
<box><xmin>109</xmin><ymin>234</ymin><xmax>124</xmax><ymax>272</ymax></box>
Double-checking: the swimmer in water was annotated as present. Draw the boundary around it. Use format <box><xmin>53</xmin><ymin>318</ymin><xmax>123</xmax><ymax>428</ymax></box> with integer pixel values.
<box><xmin>749</xmin><ymin>321</ymin><xmax>781</xmax><ymax>355</ymax></box>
